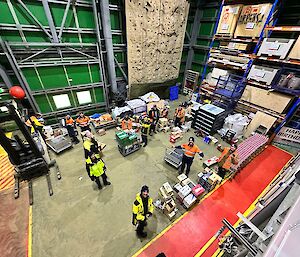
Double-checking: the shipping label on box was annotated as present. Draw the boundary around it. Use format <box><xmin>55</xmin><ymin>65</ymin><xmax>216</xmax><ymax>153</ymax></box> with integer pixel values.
<box><xmin>178</xmin><ymin>185</ymin><xmax>192</xmax><ymax>200</ymax></box>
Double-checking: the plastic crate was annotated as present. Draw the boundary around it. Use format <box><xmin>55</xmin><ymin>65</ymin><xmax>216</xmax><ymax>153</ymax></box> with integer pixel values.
<box><xmin>169</xmin><ymin>85</ymin><xmax>179</xmax><ymax>101</ymax></box>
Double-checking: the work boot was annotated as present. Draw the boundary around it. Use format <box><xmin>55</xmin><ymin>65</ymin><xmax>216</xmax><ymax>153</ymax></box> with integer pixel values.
<box><xmin>98</xmin><ymin>185</ymin><xmax>103</xmax><ymax>190</ymax></box>
<box><xmin>138</xmin><ymin>232</ymin><xmax>147</xmax><ymax>238</ymax></box>
<box><xmin>141</xmin><ymin>232</ymin><xmax>147</xmax><ymax>238</ymax></box>
<box><xmin>104</xmin><ymin>181</ymin><xmax>111</xmax><ymax>186</ymax></box>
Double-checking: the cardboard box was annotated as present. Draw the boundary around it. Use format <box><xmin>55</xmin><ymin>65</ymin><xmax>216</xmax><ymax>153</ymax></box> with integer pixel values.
<box><xmin>183</xmin><ymin>193</ymin><xmax>197</xmax><ymax>209</ymax></box>
<box><xmin>192</xmin><ymin>185</ymin><xmax>205</xmax><ymax>197</ymax></box>
<box><xmin>234</xmin><ymin>4</ymin><xmax>272</xmax><ymax>38</ymax></box>
<box><xmin>203</xmin><ymin>156</ymin><xmax>219</xmax><ymax>167</ymax></box>
<box><xmin>208</xmin><ymin>172</ymin><xmax>223</xmax><ymax>185</ymax></box>
<box><xmin>159</xmin><ymin>187</ymin><xmax>172</xmax><ymax>200</ymax></box>
<box><xmin>288</xmin><ymin>35</ymin><xmax>300</xmax><ymax>60</ymax></box>
<box><xmin>164</xmin><ymin>199</ymin><xmax>176</xmax><ymax>213</ymax></box>
<box><xmin>174</xmin><ymin>183</ymin><xmax>183</xmax><ymax>193</ymax></box>
<box><xmin>178</xmin><ymin>185</ymin><xmax>192</xmax><ymax>200</ymax></box>
<box><xmin>167</xmin><ymin>210</ymin><xmax>176</xmax><ymax>219</ymax></box>
<box><xmin>163</xmin><ymin>182</ymin><xmax>173</xmax><ymax>195</ymax></box>
<box><xmin>177</xmin><ymin>174</ymin><xmax>188</xmax><ymax>183</ymax></box>
<box><xmin>181</xmin><ymin>178</ymin><xmax>193</xmax><ymax>187</ymax></box>
<box><xmin>216</xmin><ymin>4</ymin><xmax>243</xmax><ymax>36</ymax></box>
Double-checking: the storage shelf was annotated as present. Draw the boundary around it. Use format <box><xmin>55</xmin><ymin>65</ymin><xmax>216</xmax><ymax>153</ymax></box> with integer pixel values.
<box><xmin>237</xmin><ymin>100</ymin><xmax>285</xmax><ymax>120</ymax></box>
<box><xmin>256</xmin><ymin>56</ymin><xmax>300</xmax><ymax>66</ymax></box>
<box><xmin>208</xmin><ymin>61</ymin><xmax>246</xmax><ymax>71</ymax></box>
<box><xmin>265</xmin><ymin>26</ymin><xmax>300</xmax><ymax>32</ymax></box>
<box><xmin>246</xmin><ymin>80</ymin><xmax>272</xmax><ymax>90</ymax></box>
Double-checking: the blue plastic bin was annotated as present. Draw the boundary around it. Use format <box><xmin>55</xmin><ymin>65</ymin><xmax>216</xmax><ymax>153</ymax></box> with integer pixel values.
<box><xmin>169</xmin><ymin>85</ymin><xmax>179</xmax><ymax>101</ymax></box>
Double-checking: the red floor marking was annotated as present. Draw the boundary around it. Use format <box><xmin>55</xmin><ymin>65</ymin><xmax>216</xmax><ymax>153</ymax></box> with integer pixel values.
<box><xmin>136</xmin><ymin>146</ymin><xmax>292</xmax><ymax>257</ymax></box>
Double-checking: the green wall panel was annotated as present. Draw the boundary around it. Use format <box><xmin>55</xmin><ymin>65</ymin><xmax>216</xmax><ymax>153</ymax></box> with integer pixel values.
<box><xmin>67</xmin><ymin>65</ymin><xmax>91</xmax><ymax>85</ymax></box>
<box><xmin>90</xmin><ymin>65</ymin><xmax>102</xmax><ymax>82</ymax></box>
<box><xmin>0</xmin><ymin>31</ymin><xmax>22</xmax><ymax>42</ymax></box>
<box><xmin>35</xmin><ymin>95</ymin><xmax>52</xmax><ymax>113</ymax></box>
<box><xmin>194</xmin><ymin>52</ymin><xmax>207</xmax><ymax>62</ymax></box>
<box><xmin>13</xmin><ymin>2</ymin><xmax>48</xmax><ymax>26</ymax></box>
<box><xmin>82</xmin><ymin>34</ymin><xmax>97</xmax><ymax>43</ymax></box>
<box><xmin>109</xmin><ymin>0</ymin><xmax>120</xmax><ymax>4</ymax></box>
<box><xmin>115</xmin><ymin>68</ymin><xmax>123</xmax><ymax>77</ymax></box>
<box><xmin>61</xmin><ymin>33</ymin><xmax>80</xmax><ymax>43</ymax></box>
<box><xmin>199</xmin><ymin>23</ymin><xmax>214</xmax><ymax>36</ymax></box>
<box><xmin>181</xmin><ymin>51</ymin><xmax>188</xmax><ymax>61</ymax></box>
<box><xmin>202</xmin><ymin>8</ymin><xmax>218</xmax><ymax>18</ymax></box>
<box><xmin>110</xmin><ymin>11</ymin><xmax>120</xmax><ymax>30</ymax></box>
<box><xmin>50</xmin><ymin>4</ymin><xmax>76</xmax><ymax>28</ymax></box>
<box><xmin>196</xmin><ymin>39</ymin><xmax>210</xmax><ymax>46</ymax></box>
<box><xmin>24</xmin><ymin>31</ymin><xmax>49</xmax><ymax>42</ymax></box>
<box><xmin>38</xmin><ymin>66</ymin><xmax>69</xmax><ymax>89</ymax></box>
<box><xmin>191</xmin><ymin>63</ymin><xmax>203</xmax><ymax>74</ymax></box>
<box><xmin>112</xmin><ymin>35</ymin><xmax>123</xmax><ymax>44</ymax></box>
<box><xmin>114</xmin><ymin>52</ymin><xmax>125</xmax><ymax>63</ymax></box>
<box><xmin>77</xmin><ymin>8</ymin><xmax>95</xmax><ymax>28</ymax></box>
<box><xmin>94</xmin><ymin>87</ymin><xmax>104</xmax><ymax>103</ymax></box>
<box><xmin>0</xmin><ymin>1</ymin><xmax>14</xmax><ymax>24</ymax></box>
<box><xmin>22</xmin><ymin>68</ymin><xmax>43</xmax><ymax>90</ymax></box>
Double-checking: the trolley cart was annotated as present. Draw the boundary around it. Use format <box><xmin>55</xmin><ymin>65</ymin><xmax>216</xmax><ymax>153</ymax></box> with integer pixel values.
<box><xmin>115</xmin><ymin>130</ymin><xmax>141</xmax><ymax>157</ymax></box>
<box><xmin>164</xmin><ymin>147</ymin><xmax>184</xmax><ymax>169</ymax></box>
<box><xmin>46</xmin><ymin>135</ymin><xmax>72</xmax><ymax>154</ymax></box>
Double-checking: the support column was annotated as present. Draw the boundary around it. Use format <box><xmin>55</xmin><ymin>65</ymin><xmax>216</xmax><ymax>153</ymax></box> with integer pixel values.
<box><xmin>41</xmin><ymin>0</ymin><xmax>59</xmax><ymax>43</ymax></box>
<box><xmin>184</xmin><ymin>1</ymin><xmax>203</xmax><ymax>75</ymax></box>
<box><xmin>0</xmin><ymin>64</ymin><xmax>13</xmax><ymax>89</ymax></box>
<box><xmin>98</xmin><ymin>0</ymin><xmax>118</xmax><ymax>94</ymax></box>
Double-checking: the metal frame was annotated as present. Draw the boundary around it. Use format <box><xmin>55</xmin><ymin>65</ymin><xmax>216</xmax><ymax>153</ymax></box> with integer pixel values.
<box><xmin>0</xmin><ymin>0</ymin><xmax>113</xmax><ymax>118</ymax></box>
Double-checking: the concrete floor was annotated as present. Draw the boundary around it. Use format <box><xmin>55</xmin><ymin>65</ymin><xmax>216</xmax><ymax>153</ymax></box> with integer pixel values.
<box><xmin>31</xmin><ymin>98</ymin><xmax>223</xmax><ymax>257</ymax></box>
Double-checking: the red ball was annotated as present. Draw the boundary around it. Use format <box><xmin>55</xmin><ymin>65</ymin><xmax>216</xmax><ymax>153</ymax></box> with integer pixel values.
<box><xmin>9</xmin><ymin>86</ymin><xmax>26</xmax><ymax>99</ymax></box>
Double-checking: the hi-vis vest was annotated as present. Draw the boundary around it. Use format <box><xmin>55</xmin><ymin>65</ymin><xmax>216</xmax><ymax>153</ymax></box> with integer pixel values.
<box><xmin>132</xmin><ymin>193</ymin><xmax>154</xmax><ymax>223</ymax></box>
<box><xmin>218</xmin><ymin>147</ymin><xmax>238</xmax><ymax>170</ymax></box>
<box><xmin>83</xmin><ymin>139</ymin><xmax>100</xmax><ymax>164</ymax></box>
<box><xmin>141</xmin><ymin>123</ymin><xmax>150</xmax><ymax>135</ymax></box>
<box><xmin>181</xmin><ymin>143</ymin><xmax>201</xmax><ymax>158</ymax></box>
<box><xmin>89</xmin><ymin>159</ymin><xmax>105</xmax><ymax>177</ymax></box>
<box><xmin>26</xmin><ymin>116</ymin><xmax>44</xmax><ymax>133</ymax></box>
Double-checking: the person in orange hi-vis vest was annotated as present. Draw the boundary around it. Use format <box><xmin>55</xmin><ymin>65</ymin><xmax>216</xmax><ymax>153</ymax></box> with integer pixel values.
<box><xmin>65</xmin><ymin>114</ymin><xmax>80</xmax><ymax>144</ymax></box>
<box><xmin>76</xmin><ymin>112</ymin><xmax>91</xmax><ymax>132</ymax></box>
<box><xmin>121</xmin><ymin>115</ymin><xmax>133</xmax><ymax>131</ymax></box>
<box><xmin>174</xmin><ymin>105</ymin><xmax>185</xmax><ymax>128</ymax></box>
<box><xmin>175</xmin><ymin>137</ymin><xmax>204</xmax><ymax>176</ymax></box>
<box><xmin>216</xmin><ymin>144</ymin><xmax>239</xmax><ymax>179</ymax></box>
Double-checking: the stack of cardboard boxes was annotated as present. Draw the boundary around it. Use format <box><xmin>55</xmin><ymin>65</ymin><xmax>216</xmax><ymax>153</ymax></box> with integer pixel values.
<box><xmin>158</xmin><ymin>182</ymin><xmax>177</xmax><ymax>219</ymax></box>
<box><xmin>198</xmin><ymin>171</ymin><xmax>222</xmax><ymax>192</ymax></box>
<box><xmin>169</xmin><ymin>127</ymin><xmax>183</xmax><ymax>143</ymax></box>
<box><xmin>175</xmin><ymin>174</ymin><xmax>205</xmax><ymax>209</ymax></box>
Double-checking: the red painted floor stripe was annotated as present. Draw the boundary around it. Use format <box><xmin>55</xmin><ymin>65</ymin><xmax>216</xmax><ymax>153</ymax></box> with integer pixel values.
<box><xmin>136</xmin><ymin>146</ymin><xmax>292</xmax><ymax>257</ymax></box>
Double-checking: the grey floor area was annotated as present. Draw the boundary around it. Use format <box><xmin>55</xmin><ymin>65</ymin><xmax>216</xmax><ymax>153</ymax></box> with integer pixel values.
<box><xmin>31</xmin><ymin>99</ymin><xmax>222</xmax><ymax>257</ymax></box>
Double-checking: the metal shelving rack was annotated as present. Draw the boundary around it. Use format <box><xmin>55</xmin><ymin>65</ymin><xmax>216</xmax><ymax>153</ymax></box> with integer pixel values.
<box><xmin>196</xmin><ymin>0</ymin><xmax>300</xmax><ymax>148</ymax></box>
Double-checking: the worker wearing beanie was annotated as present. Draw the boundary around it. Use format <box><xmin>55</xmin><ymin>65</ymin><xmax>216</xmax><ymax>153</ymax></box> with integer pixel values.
<box><xmin>132</xmin><ymin>185</ymin><xmax>154</xmax><ymax>238</ymax></box>
<box><xmin>176</xmin><ymin>137</ymin><xmax>204</xmax><ymax>176</ymax></box>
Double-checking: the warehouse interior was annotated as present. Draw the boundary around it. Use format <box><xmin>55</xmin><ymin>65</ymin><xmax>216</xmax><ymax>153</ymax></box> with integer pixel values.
<box><xmin>0</xmin><ymin>0</ymin><xmax>300</xmax><ymax>257</ymax></box>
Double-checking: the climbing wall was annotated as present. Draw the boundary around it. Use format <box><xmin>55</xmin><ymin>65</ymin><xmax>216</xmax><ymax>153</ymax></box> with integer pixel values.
<box><xmin>126</xmin><ymin>0</ymin><xmax>189</xmax><ymax>96</ymax></box>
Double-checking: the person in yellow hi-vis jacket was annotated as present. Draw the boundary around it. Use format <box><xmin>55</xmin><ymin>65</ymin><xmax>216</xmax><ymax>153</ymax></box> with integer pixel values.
<box><xmin>132</xmin><ymin>185</ymin><xmax>154</xmax><ymax>238</ymax></box>
<box><xmin>88</xmin><ymin>155</ymin><xmax>111</xmax><ymax>190</ymax></box>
